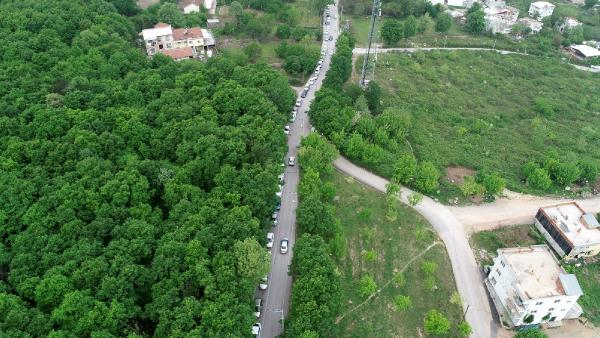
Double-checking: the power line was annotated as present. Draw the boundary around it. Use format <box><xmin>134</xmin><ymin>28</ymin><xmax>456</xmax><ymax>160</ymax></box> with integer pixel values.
<box><xmin>359</xmin><ymin>0</ymin><xmax>381</xmax><ymax>87</ymax></box>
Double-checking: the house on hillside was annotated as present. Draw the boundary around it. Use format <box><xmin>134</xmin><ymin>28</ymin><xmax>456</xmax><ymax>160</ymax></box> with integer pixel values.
<box><xmin>517</xmin><ymin>17</ymin><xmax>543</xmax><ymax>34</ymax></box>
<box><xmin>430</xmin><ymin>0</ymin><xmax>476</xmax><ymax>8</ymax></box>
<box><xmin>484</xmin><ymin>6</ymin><xmax>519</xmax><ymax>34</ymax></box>
<box><xmin>535</xmin><ymin>202</ymin><xmax>600</xmax><ymax>259</ymax></box>
<box><xmin>180</xmin><ymin>0</ymin><xmax>201</xmax><ymax>14</ymax></box>
<box><xmin>559</xmin><ymin>17</ymin><xmax>582</xmax><ymax>33</ymax></box>
<box><xmin>140</xmin><ymin>23</ymin><xmax>216</xmax><ymax>61</ymax></box>
<box><xmin>485</xmin><ymin>245</ymin><xmax>583</xmax><ymax>328</ymax></box>
<box><xmin>528</xmin><ymin>1</ymin><xmax>555</xmax><ymax>19</ymax></box>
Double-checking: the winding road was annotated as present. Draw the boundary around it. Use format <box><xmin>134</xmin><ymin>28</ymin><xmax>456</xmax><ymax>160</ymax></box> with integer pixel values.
<box><xmin>334</xmin><ymin>156</ymin><xmax>600</xmax><ymax>337</ymax></box>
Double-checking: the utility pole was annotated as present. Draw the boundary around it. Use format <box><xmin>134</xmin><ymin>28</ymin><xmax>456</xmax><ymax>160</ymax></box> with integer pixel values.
<box><xmin>359</xmin><ymin>0</ymin><xmax>380</xmax><ymax>87</ymax></box>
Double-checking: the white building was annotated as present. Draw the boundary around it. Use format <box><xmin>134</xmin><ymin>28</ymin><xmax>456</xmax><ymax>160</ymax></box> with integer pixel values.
<box><xmin>429</xmin><ymin>0</ymin><xmax>476</xmax><ymax>8</ymax></box>
<box><xmin>535</xmin><ymin>202</ymin><xmax>600</xmax><ymax>258</ymax></box>
<box><xmin>518</xmin><ymin>17</ymin><xmax>543</xmax><ymax>34</ymax></box>
<box><xmin>180</xmin><ymin>0</ymin><xmax>201</xmax><ymax>14</ymax></box>
<box><xmin>140</xmin><ymin>23</ymin><xmax>216</xmax><ymax>61</ymax></box>
<box><xmin>485</xmin><ymin>6</ymin><xmax>519</xmax><ymax>34</ymax></box>
<box><xmin>486</xmin><ymin>245</ymin><xmax>583</xmax><ymax>328</ymax></box>
<box><xmin>559</xmin><ymin>17</ymin><xmax>582</xmax><ymax>33</ymax></box>
<box><xmin>529</xmin><ymin>1</ymin><xmax>555</xmax><ymax>19</ymax></box>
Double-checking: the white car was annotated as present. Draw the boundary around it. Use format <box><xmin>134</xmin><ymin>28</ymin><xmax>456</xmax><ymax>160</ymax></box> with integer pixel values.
<box><xmin>290</xmin><ymin>112</ymin><xmax>296</xmax><ymax>122</ymax></box>
<box><xmin>318</xmin><ymin>60</ymin><xmax>323</xmax><ymax>65</ymax></box>
<box><xmin>254</xmin><ymin>298</ymin><xmax>262</xmax><ymax>318</ymax></box>
<box><xmin>272</xmin><ymin>211</ymin><xmax>278</xmax><ymax>220</ymax></box>
<box><xmin>278</xmin><ymin>173</ymin><xmax>284</xmax><ymax>183</ymax></box>
<box><xmin>259</xmin><ymin>275</ymin><xmax>268</xmax><ymax>290</ymax></box>
<box><xmin>280</xmin><ymin>238</ymin><xmax>289</xmax><ymax>254</ymax></box>
<box><xmin>252</xmin><ymin>323</ymin><xmax>261</xmax><ymax>337</ymax></box>
<box><xmin>308</xmin><ymin>78</ymin><xmax>315</xmax><ymax>85</ymax></box>
<box><xmin>276</xmin><ymin>185</ymin><xmax>283</xmax><ymax>197</ymax></box>
<box><xmin>284</xmin><ymin>125</ymin><xmax>290</xmax><ymax>135</ymax></box>
<box><xmin>288</xmin><ymin>156</ymin><xmax>295</xmax><ymax>166</ymax></box>
<box><xmin>266</xmin><ymin>232</ymin><xmax>274</xmax><ymax>249</ymax></box>
<box><xmin>295</xmin><ymin>99</ymin><xmax>302</xmax><ymax>107</ymax></box>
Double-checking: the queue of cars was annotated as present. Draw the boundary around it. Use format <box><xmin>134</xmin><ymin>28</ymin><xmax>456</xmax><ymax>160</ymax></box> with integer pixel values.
<box><xmin>254</xmin><ymin>6</ymin><xmax>335</xmax><ymax>334</ymax></box>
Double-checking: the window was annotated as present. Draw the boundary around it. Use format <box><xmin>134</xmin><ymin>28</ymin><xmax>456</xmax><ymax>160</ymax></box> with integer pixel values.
<box><xmin>535</xmin><ymin>301</ymin><xmax>543</xmax><ymax>306</ymax></box>
<box><xmin>549</xmin><ymin>308</ymin><xmax>554</xmax><ymax>311</ymax></box>
<box><xmin>531</xmin><ymin>310</ymin><xmax>537</xmax><ymax>314</ymax></box>
<box><xmin>553</xmin><ymin>299</ymin><xmax>560</xmax><ymax>304</ymax></box>
<box><xmin>491</xmin><ymin>277</ymin><xmax>496</xmax><ymax>285</ymax></box>
<box><xmin>496</xmin><ymin>269</ymin><xmax>501</xmax><ymax>276</ymax></box>
<box><xmin>166</xmin><ymin>43</ymin><xmax>172</xmax><ymax>48</ymax></box>
<box><xmin>501</xmin><ymin>260</ymin><xmax>505</xmax><ymax>268</ymax></box>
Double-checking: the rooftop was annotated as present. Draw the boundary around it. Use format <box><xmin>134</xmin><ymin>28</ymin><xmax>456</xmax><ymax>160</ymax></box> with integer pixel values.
<box><xmin>540</xmin><ymin>202</ymin><xmax>600</xmax><ymax>246</ymax></box>
<box><xmin>173</xmin><ymin>27</ymin><xmax>203</xmax><ymax>41</ymax></box>
<box><xmin>571</xmin><ymin>44</ymin><xmax>600</xmax><ymax>58</ymax></box>
<box><xmin>160</xmin><ymin>48</ymin><xmax>194</xmax><ymax>60</ymax></box>
<box><xmin>530</xmin><ymin>1</ymin><xmax>555</xmax><ymax>8</ymax></box>
<box><xmin>499</xmin><ymin>245</ymin><xmax>578</xmax><ymax>299</ymax></box>
<box><xmin>141</xmin><ymin>23</ymin><xmax>173</xmax><ymax>40</ymax></box>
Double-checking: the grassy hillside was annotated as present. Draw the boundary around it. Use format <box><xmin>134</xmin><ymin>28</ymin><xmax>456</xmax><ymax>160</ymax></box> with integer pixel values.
<box><xmin>330</xmin><ymin>172</ymin><xmax>465</xmax><ymax>337</ymax></box>
<box><xmin>371</xmin><ymin>51</ymin><xmax>600</xmax><ymax>196</ymax></box>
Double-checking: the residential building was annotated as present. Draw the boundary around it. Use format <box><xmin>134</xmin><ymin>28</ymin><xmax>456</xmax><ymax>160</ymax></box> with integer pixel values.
<box><xmin>140</xmin><ymin>23</ymin><xmax>216</xmax><ymax>61</ymax></box>
<box><xmin>559</xmin><ymin>17</ymin><xmax>582</xmax><ymax>33</ymax></box>
<box><xmin>484</xmin><ymin>6</ymin><xmax>519</xmax><ymax>34</ymax></box>
<box><xmin>535</xmin><ymin>202</ymin><xmax>600</xmax><ymax>259</ymax></box>
<box><xmin>518</xmin><ymin>17</ymin><xmax>543</xmax><ymax>34</ymax></box>
<box><xmin>486</xmin><ymin>245</ymin><xmax>583</xmax><ymax>328</ymax></box>
<box><xmin>180</xmin><ymin>0</ymin><xmax>201</xmax><ymax>14</ymax></box>
<box><xmin>528</xmin><ymin>1</ymin><xmax>555</xmax><ymax>19</ymax></box>
<box><xmin>430</xmin><ymin>0</ymin><xmax>476</xmax><ymax>8</ymax></box>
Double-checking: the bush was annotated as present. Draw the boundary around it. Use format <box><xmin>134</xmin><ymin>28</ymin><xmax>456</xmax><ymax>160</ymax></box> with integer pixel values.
<box><xmin>414</xmin><ymin>161</ymin><xmax>440</xmax><ymax>193</ymax></box>
<box><xmin>514</xmin><ymin>328</ymin><xmax>548</xmax><ymax>338</ymax></box>
<box><xmin>458</xmin><ymin>321</ymin><xmax>472</xmax><ymax>337</ymax></box>
<box><xmin>394</xmin><ymin>295</ymin><xmax>412</xmax><ymax>311</ymax></box>
<box><xmin>435</xmin><ymin>13</ymin><xmax>452</xmax><ymax>33</ymax></box>
<box><xmin>554</xmin><ymin>162</ymin><xmax>581</xmax><ymax>186</ymax></box>
<box><xmin>359</xmin><ymin>275</ymin><xmax>378</xmax><ymax>298</ymax></box>
<box><xmin>527</xmin><ymin>168</ymin><xmax>552</xmax><ymax>190</ymax></box>
<box><xmin>424</xmin><ymin>309</ymin><xmax>451</xmax><ymax>335</ymax></box>
<box><xmin>461</xmin><ymin>176</ymin><xmax>485</xmax><ymax>197</ymax></box>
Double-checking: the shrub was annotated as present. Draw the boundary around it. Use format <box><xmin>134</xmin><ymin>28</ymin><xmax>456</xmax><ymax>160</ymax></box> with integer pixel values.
<box><xmin>554</xmin><ymin>162</ymin><xmax>581</xmax><ymax>186</ymax></box>
<box><xmin>394</xmin><ymin>295</ymin><xmax>412</xmax><ymax>311</ymax></box>
<box><xmin>435</xmin><ymin>13</ymin><xmax>452</xmax><ymax>33</ymax></box>
<box><xmin>414</xmin><ymin>161</ymin><xmax>440</xmax><ymax>193</ymax></box>
<box><xmin>458</xmin><ymin>321</ymin><xmax>472</xmax><ymax>337</ymax></box>
<box><xmin>393</xmin><ymin>154</ymin><xmax>418</xmax><ymax>185</ymax></box>
<box><xmin>514</xmin><ymin>328</ymin><xmax>548</xmax><ymax>338</ymax></box>
<box><xmin>424</xmin><ymin>309</ymin><xmax>451</xmax><ymax>335</ymax></box>
<box><xmin>359</xmin><ymin>275</ymin><xmax>378</xmax><ymax>298</ymax></box>
<box><xmin>527</xmin><ymin>168</ymin><xmax>552</xmax><ymax>190</ymax></box>
<box><xmin>461</xmin><ymin>176</ymin><xmax>485</xmax><ymax>197</ymax></box>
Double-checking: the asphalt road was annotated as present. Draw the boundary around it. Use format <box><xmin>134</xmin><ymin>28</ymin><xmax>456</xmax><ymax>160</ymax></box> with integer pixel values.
<box><xmin>258</xmin><ymin>3</ymin><xmax>340</xmax><ymax>337</ymax></box>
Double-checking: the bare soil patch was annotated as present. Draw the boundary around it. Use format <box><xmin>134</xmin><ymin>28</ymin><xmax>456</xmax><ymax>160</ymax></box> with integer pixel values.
<box><xmin>444</xmin><ymin>166</ymin><xmax>475</xmax><ymax>185</ymax></box>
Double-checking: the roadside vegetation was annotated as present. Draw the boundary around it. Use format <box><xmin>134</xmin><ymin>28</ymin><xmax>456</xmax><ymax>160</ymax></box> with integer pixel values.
<box><xmin>216</xmin><ymin>0</ymin><xmax>331</xmax><ymax>83</ymax></box>
<box><xmin>342</xmin><ymin>0</ymin><xmax>600</xmax><ymax>65</ymax></box>
<box><xmin>330</xmin><ymin>171</ymin><xmax>467</xmax><ymax>337</ymax></box>
<box><xmin>0</xmin><ymin>0</ymin><xmax>296</xmax><ymax>336</ymax></box>
<box><xmin>470</xmin><ymin>225</ymin><xmax>600</xmax><ymax>326</ymax></box>
<box><xmin>311</xmin><ymin>47</ymin><xmax>600</xmax><ymax>201</ymax></box>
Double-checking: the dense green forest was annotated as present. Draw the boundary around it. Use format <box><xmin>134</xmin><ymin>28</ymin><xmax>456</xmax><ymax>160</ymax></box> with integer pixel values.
<box><xmin>0</xmin><ymin>0</ymin><xmax>295</xmax><ymax>336</ymax></box>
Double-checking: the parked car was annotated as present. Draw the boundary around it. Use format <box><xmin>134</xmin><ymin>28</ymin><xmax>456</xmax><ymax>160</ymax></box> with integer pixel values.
<box><xmin>275</xmin><ymin>202</ymin><xmax>281</xmax><ymax>211</ymax></box>
<box><xmin>328</xmin><ymin>35</ymin><xmax>333</xmax><ymax>41</ymax></box>
<box><xmin>278</xmin><ymin>173</ymin><xmax>284</xmax><ymax>183</ymax></box>
<box><xmin>288</xmin><ymin>156</ymin><xmax>295</xmax><ymax>166</ymax></box>
<box><xmin>266</xmin><ymin>232</ymin><xmax>274</xmax><ymax>249</ymax></box>
<box><xmin>252</xmin><ymin>323</ymin><xmax>261</xmax><ymax>337</ymax></box>
<box><xmin>284</xmin><ymin>125</ymin><xmax>290</xmax><ymax>135</ymax></box>
<box><xmin>295</xmin><ymin>98</ymin><xmax>302</xmax><ymax>107</ymax></box>
<box><xmin>254</xmin><ymin>298</ymin><xmax>262</xmax><ymax>318</ymax></box>
<box><xmin>280</xmin><ymin>238</ymin><xmax>289</xmax><ymax>254</ymax></box>
<box><xmin>301</xmin><ymin>90</ymin><xmax>307</xmax><ymax>98</ymax></box>
<box><xmin>272</xmin><ymin>211</ymin><xmax>278</xmax><ymax>220</ymax></box>
<box><xmin>259</xmin><ymin>275</ymin><xmax>268</xmax><ymax>290</ymax></box>
<box><xmin>276</xmin><ymin>185</ymin><xmax>283</xmax><ymax>197</ymax></box>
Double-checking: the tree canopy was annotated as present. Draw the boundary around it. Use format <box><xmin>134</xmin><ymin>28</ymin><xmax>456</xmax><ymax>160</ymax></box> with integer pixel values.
<box><xmin>0</xmin><ymin>0</ymin><xmax>295</xmax><ymax>336</ymax></box>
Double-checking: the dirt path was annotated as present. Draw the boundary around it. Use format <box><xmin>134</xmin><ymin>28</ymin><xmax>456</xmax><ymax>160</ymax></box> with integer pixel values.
<box><xmin>334</xmin><ymin>157</ymin><xmax>498</xmax><ymax>338</ymax></box>
<box><xmin>352</xmin><ymin>47</ymin><xmax>600</xmax><ymax>73</ymax></box>
<box><xmin>334</xmin><ymin>156</ymin><xmax>600</xmax><ymax>337</ymax></box>
<box><xmin>451</xmin><ymin>191</ymin><xmax>600</xmax><ymax>234</ymax></box>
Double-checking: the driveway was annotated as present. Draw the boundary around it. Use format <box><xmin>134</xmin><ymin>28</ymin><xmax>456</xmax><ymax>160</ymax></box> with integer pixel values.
<box><xmin>259</xmin><ymin>2</ymin><xmax>341</xmax><ymax>337</ymax></box>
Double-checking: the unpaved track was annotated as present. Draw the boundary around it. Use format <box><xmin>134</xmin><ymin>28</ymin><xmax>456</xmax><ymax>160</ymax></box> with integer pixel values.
<box><xmin>334</xmin><ymin>156</ymin><xmax>600</xmax><ymax>338</ymax></box>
